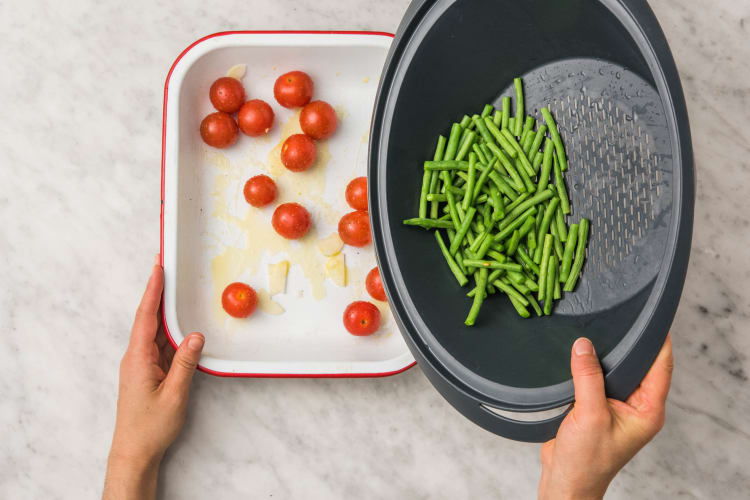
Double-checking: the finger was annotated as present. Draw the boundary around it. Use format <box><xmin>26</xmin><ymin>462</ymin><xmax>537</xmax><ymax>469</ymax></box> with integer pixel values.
<box><xmin>163</xmin><ymin>333</ymin><xmax>204</xmax><ymax>398</ymax></box>
<box><xmin>570</xmin><ymin>338</ymin><xmax>609</xmax><ymax>417</ymax></box>
<box><xmin>631</xmin><ymin>333</ymin><xmax>673</xmax><ymax>410</ymax></box>
<box><xmin>129</xmin><ymin>264</ymin><xmax>164</xmax><ymax>351</ymax></box>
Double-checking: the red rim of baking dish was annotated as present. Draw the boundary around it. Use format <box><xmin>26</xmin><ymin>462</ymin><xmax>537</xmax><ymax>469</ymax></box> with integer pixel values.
<box><xmin>159</xmin><ymin>30</ymin><xmax>416</xmax><ymax>378</ymax></box>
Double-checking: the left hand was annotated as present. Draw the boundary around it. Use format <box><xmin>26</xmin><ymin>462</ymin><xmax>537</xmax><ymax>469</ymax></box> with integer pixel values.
<box><xmin>103</xmin><ymin>255</ymin><xmax>205</xmax><ymax>500</ymax></box>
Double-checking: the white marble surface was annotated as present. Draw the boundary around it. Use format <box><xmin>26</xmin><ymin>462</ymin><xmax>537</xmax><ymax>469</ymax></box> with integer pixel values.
<box><xmin>1</xmin><ymin>0</ymin><xmax>749</xmax><ymax>498</ymax></box>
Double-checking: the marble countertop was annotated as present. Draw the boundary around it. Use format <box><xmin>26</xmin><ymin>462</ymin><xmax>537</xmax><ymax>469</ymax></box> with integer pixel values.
<box><xmin>1</xmin><ymin>0</ymin><xmax>748</xmax><ymax>498</ymax></box>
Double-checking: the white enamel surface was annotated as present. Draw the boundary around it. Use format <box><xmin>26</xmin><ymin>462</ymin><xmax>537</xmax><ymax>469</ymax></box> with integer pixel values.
<box><xmin>163</xmin><ymin>33</ymin><xmax>413</xmax><ymax>375</ymax></box>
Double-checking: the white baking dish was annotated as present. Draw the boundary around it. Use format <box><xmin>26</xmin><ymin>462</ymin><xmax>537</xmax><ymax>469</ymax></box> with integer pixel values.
<box><xmin>160</xmin><ymin>31</ymin><xmax>415</xmax><ymax>377</ymax></box>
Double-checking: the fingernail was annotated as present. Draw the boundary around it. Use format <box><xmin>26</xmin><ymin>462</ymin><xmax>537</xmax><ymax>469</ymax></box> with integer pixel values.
<box><xmin>187</xmin><ymin>334</ymin><xmax>204</xmax><ymax>351</ymax></box>
<box><xmin>573</xmin><ymin>338</ymin><xmax>594</xmax><ymax>356</ymax></box>
<box><xmin>154</xmin><ymin>254</ymin><xmax>160</xmax><ymax>266</ymax></box>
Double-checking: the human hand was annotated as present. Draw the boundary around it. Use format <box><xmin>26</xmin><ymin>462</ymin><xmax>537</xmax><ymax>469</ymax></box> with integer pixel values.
<box><xmin>103</xmin><ymin>256</ymin><xmax>205</xmax><ymax>500</ymax></box>
<box><xmin>538</xmin><ymin>334</ymin><xmax>673</xmax><ymax>500</ymax></box>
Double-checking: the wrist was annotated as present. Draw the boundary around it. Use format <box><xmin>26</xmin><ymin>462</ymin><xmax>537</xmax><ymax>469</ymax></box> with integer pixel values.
<box><xmin>538</xmin><ymin>476</ymin><xmax>608</xmax><ymax>500</ymax></box>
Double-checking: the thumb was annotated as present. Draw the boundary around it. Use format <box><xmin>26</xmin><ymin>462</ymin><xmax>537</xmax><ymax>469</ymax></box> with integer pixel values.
<box><xmin>164</xmin><ymin>333</ymin><xmax>204</xmax><ymax>398</ymax></box>
<box><xmin>570</xmin><ymin>338</ymin><xmax>608</xmax><ymax>417</ymax></box>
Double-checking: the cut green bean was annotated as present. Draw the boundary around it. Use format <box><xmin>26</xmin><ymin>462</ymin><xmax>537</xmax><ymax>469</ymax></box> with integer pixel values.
<box><xmin>426</xmin><ymin>193</ymin><xmax>447</xmax><ymax>202</ymax></box>
<box><xmin>553</xmin><ymin>154</ymin><xmax>571</xmax><ymax>215</ymax></box>
<box><xmin>481</xmin><ymin>104</ymin><xmax>494</xmax><ymax>118</ymax></box>
<box><xmin>472</xmin><ymin>114</ymin><xmax>497</xmax><ymax>147</ymax></box>
<box><xmin>508</xmin><ymin>295</ymin><xmax>531</xmax><ymax>318</ymax></box>
<box><xmin>560</xmin><ymin>223</ymin><xmax>579</xmax><ymax>283</ymax></box>
<box><xmin>475</xmin><ymin>229</ymin><xmax>495</xmax><ymax>260</ymax></box>
<box><xmin>518</xmin><ymin>215</ymin><xmax>536</xmax><ymax>239</ymax></box>
<box><xmin>424</xmin><ymin>160</ymin><xmax>470</xmax><ymax>171</ymax></box>
<box><xmin>507</xmin><ymin>229</ymin><xmax>521</xmax><ymax>256</ymax></box>
<box><xmin>555</xmin><ymin>205</ymin><xmax>568</xmax><ymax>242</ymax></box>
<box><xmin>513</xmin><ymin>78</ymin><xmax>524</xmax><ymax>137</ymax></box>
<box><xmin>521</xmin><ymin>116</ymin><xmax>535</xmax><ymax>143</ymax></box>
<box><xmin>463</xmin><ymin>259</ymin><xmax>523</xmax><ymax>272</ymax></box>
<box><xmin>514</xmin><ymin>157</ymin><xmax>537</xmax><ymax>193</ymax></box>
<box><xmin>554</xmin><ymin>274</ymin><xmax>561</xmax><ymax>300</ymax></box>
<box><xmin>504</xmin><ymin>276</ymin><xmax>530</xmax><ymax>295</ymax></box>
<box><xmin>444</xmin><ymin>123</ymin><xmax>462</xmax><ymax>161</ymax></box>
<box><xmin>541</xmin><ymin>107</ymin><xmax>568</xmax><ymax>172</ymax></box>
<box><xmin>501</xmin><ymin>96</ymin><xmax>511</xmax><ymax>130</ymax></box>
<box><xmin>403</xmin><ymin>218</ymin><xmax>456</xmax><ymax>229</ymax></box>
<box><xmin>500</xmin><ymin>128</ymin><xmax>535</xmax><ymax>177</ymax></box>
<box><xmin>449</xmin><ymin>207</ymin><xmax>477</xmax><ymax>254</ymax></box>
<box><xmin>516</xmin><ymin>246</ymin><xmax>540</xmax><ymax>276</ymax></box>
<box><xmin>496</xmin><ymin>190</ymin><xmax>554</xmax><ymax>233</ymax></box>
<box><xmin>484</xmin><ymin>117</ymin><xmax>517</xmax><ymax>158</ymax></box>
<box><xmin>465</xmin><ymin>267</ymin><xmax>488</xmax><ymax>326</ymax></box>
<box><xmin>508</xmin><ymin>117</ymin><xmax>515</xmax><ymax>133</ymax></box>
<box><xmin>489</xmin><ymin>185</ymin><xmax>505</xmax><ymax>220</ymax></box>
<box><xmin>550</xmin><ymin>221</ymin><xmax>564</xmax><ymax>261</ymax></box>
<box><xmin>504</xmin><ymin>193</ymin><xmax>530</xmax><ymax>214</ymax></box>
<box><xmin>486</xmin><ymin>143</ymin><xmax>525</xmax><ymax>192</ymax></box>
<box><xmin>494</xmin><ymin>279</ymin><xmax>529</xmax><ymax>307</ymax></box>
<box><xmin>462</xmin><ymin>153</ymin><xmax>477</xmax><ymax>210</ymax></box>
<box><xmin>494</xmin><ymin>206</ymin><xmax>538</xmax><ymax>242</ymax></box>
<box><xmin>532</xmin><ymin>148</ymin><xmax>544</xmax><ymax>172</ymax></box>
<box><xmin>522</xmin><ymin>128</ymin><xmax>535</xmax><ymax>154</ymax></box>
<box><xmin>419</xmin><ymin>170</ymin><xmax>431</xmax><ymax>218</ymax></box>
<box><xmin>528</xmin><ymin>124</ymin><xmax>547</xmax><ymax>162</ymax></box>
<box><xmin>472</xmin><ymin>163</ymin><xmax>494</xmax><ymax>203</ymax></box>
<box><xmin>459</xmin><ymin>115</ymin><xmax>472</xmax><ymax>129</ymax></box>
<box><xmin>533</xmin><ymin>197</ymin><xmax>560</xmax><ymax>263</ymax></box>
<box><xmin>544</xmin><ymin>255</ymin><xmax>558</xmax><ymax>315</ymax></box>
<box><xmin>472</xmin><ymin>143</ymin><xmax>488</xmax><ymax>164</ymax></box>
<box><xmin>455</xmin><ymin>130</ymin><xmax>476</xmax><ymax>162</ymax></box>
<box><xmin>441</xmin><ymin>171</ymin><xmax>461</xmax><ymax>230</ymax></box>
<box><xmin>493</xmin><ymin>109</ymin><xmax>502</xmax><ymax>127</ymax></box>
<box><xmin>428</xmin><ymin>135</ymin><xmax>447</xmax><ymax>218</ymax></box>
<box><xmin>563</xmin><ymin>218</ymin><xmax>590</xmax><ymax>292</ymax></box>
<box><xmin>524</xmin><ymin>293</ymin><xmax>543</xmax><ymax>316</ymax></box>
<box><xmin>538</xmin><ymin>139</ymin><xmax>554</xmax><ymax>192</ymax></box>
<box><xmin>488</xmin><ymin>171</ymin><xmax>520</xmax><ymax>200</ymax></box>
<box><xmin>435</xmin><ymin>231</ymin><xmax>469</xmax><ymax>287</ymax></box>
<box><xmin>537</xmin><ymin>234</ymin><xmax>553</xmax><ymax>301</ymax></box>
<box><xmin>527</xmin><ymin>227</ymin><xmax>537</xmax><ymax>250</ymax></box>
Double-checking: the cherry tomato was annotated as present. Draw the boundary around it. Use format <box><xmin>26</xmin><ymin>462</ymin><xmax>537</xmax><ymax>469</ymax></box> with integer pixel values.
<box><xmin>345</xmin><ymin>177</ymin><xmax>368</xmax><ymax>211</ymax></box>
<box><xmin>338</xmin><ymin>210</ymin><xmax>371</xmax><ymax>247</ymax></box>
<box><xmin>280</xmin><ymin>134</ymin><xmax>317</xmax><ymax>172</ymax></box>
<box><xmin>274</xmin><ymin>71</ymin><xmax>314</xmax><ymax>108</ymax></box>
<box><xmin>299</xmin><ymin>100</ymin><xmax>338</xmax><ymax>140</ymax></box>
<box><xmin>238</xmin><ymin>99</ymin><xmax>275</xmax><ymax>136</ymax></box>
<box><xmin>209</xmin><ymin>77</ymin><xmax>246</xmax><ymax>113</ymax></box>
<box><xmin>365</xmin><ymin>267</ymin><xmax>386</xmax><ymax>301</ymax></box>
<box><xmin>243</xmin><ymin>175</ymin><xmax>277</xmax><ymax>207</ymax></box>
<box><xmin>272</xmin><ymin>202</ymin><xmax>311</xmax><ymax>239</ymax></box>
<box><xmin>200</xmin><ymin>112</ymin><xmax>239</xmax><ymax>148</ymax></box>
<box><xmin>221</xmin><ymin>282</ymin><xmax>258</xmax><ymax>318</ymax></box>
<box><xmin>343</xmin><ymin>301</ymin><xmax>380</xmax><ymax>336</ymax></box>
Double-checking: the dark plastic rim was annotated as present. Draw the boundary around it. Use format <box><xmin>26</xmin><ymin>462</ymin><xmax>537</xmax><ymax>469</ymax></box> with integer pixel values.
<box><xmin>369</xmin><ymin>0</ymin><xmax>693</xmax><ymax>414</ymax></box>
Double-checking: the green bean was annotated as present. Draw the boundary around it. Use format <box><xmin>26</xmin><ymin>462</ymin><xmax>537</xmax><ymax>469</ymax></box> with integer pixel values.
<box><xmin>537</xmin><ymin>234</ymin><xmax>553</xmax><ymax>301</ymax></box>
<box><xmin>535</xmin><ymin>205</ymin><xmax>544</xmax><ymax>232</ymax></box>
<box><xmin>463</xmin><ymin>259</ymin><xmax>522</xmax><ymax>272</ymax></box>
<box><xmin>563</xmin><ymin>218</ymin><xmax>590</xmax><ymax>292</ymax></box>
<box><xmin>504</xmin><ymin>193</ymin><xmax>530</xmax><ymax>214</ymax></box>
<box><xmin>550</xmin><ymin>221</ymin><xmax>564</xmax><ymax>261</ymax></box>
<box><xmin>541</xmin><ymin>107</ymin><xmax>568</xmax><ymax>172</ymax></box>
<box><xmin>475</xmin><ymin>229</ymin><xmax>495</xmax><ymax>260</ymax></box>
<box><xmin>426</xmin><ymin>193</ymin><xmax>447</xmax><ymax>202</ymax></box>
<box><xmin>516</xmin><ymin>246</ymin><xmax>540</xmax><ymax>276</ymax></box>
<box><xmin>538</xmin><ymin>139</ymin><xmax>554</xmax><ymax>192</ymax></box>
<box><xmin>459</xmin><ymin>115</ymin><xmax>472</xmax><ymax>129</ymax></box>
<box><xmin>524</xmin><ymin>278</ymin><xmax>540</xmax><ymax>293</ymax></box>
<box><xmin>465</xmin><ymin>267</ymin><xmax>488</xmax><ymax>326</ymax></box>
<box><xmin>462</xmin><ymin>153</ymin><xmax>477</xmax><ymax>210</ymax></box>
<box><xmin>524</xmin><ymin>293</ymin><xmax>542</xmax><ymax>316</ymax></box>
<box><xmin>444</xmin><ymin>123</ymin><xmax>462</xmax><ymax>161</ymax></box>
<box><xmin>527</xmin><ymin>227</ymin><xmax>537</xmax><ymax>250</ymax></box>
<box><xmin>555</xmin><ymin>205</ymin><xmax>568</xmax><ymax>242</ymax></box>
<box><xmin>496</xmin><ymin>190</ymin><xmax>554</xmax><ymax>233</ymax></box>
<box><xmin>560</xmin><ymin>223</ymin><xmax>579</xmax><ymax>283</ymax></box>
<box><xmin>435</xmin><ymin>231</ymin><xmax>469</xmax><ymax>286</ymax></box>
<box><xmin>504</xmin><ymin>275</ymin><xmax>530</xmax><ymax>295</ymax></box>
<box><xmin>494</xmin><ymin>279</ymin><xmax>529</xmax><ymax>307</ymax></box>
<box><xmin>494</xmin><ymin>206</ymin><xmax>538</xmax><ymax>242</ymax></box>
<box><xmin>532</xmin><ymin>148</ymin><xmax>544</xmax><ymax>173</ymax></box>
<box><xmin>522</xmin><ymin>128</ymin><xmax>535</xmax><ymax>154</ymax></box>
<box><xmin>479</xmin><ymin>143</ymin><xmax>493</xmax><ymax>166</ymax></box>
<box><xmin>472</xmin><ymin>143</ymin><xmax>488</xmax><ymax>164</ymax></box>
<box><xmin>488</xmin><ymin>171</ymin><xmax>520</xmax><ymax>200</ymax></box>
<box><xmin>481</xmin><ymin>104</ymin><xmax>494</xmax><ymax>118</ymax></box>
<box><xmin>449</xmin><ymin>207</ymin><xmax>477</xmax><ymax>254</ymax></box>
<box><xmin>506</xmin><ymin>270</ymin><xmax>525</xmax><ymax>285</ymax></box>
<box><xmin>455</xmin><ymin>171</ymin><xmax>469</xmax><ymax>183</ymax></box>
<box><xmin>424</xmin><ymin>160</ymin><xmax>469</xmax><ymax>171</ymax></box>
<box><xmin>441</xmin><ymin>171</ymin><xmax>461</xmax><ymax>230</ymax></box>
<box><xmin>472</xmin><ymin>163</ymin><xmax>494</xmax><ymax>203</ymax></box>
<box><xmin>514</xmin><ymin>78</ymin><xmax>524</xmax><ymax>137</ymax></box>
<box><xmin>553</xmin><ymin>154</ymin><xmax>571</xmax><ymax>215</ymax></box>
<box><xmin>455</xmin><ymin>130</ymin><xmax>476</xmax><ymax>162</ymax></box>
<box><xmin>554</xmin><ymin>273</ymin><xmax>561</xmax><ymax>300</ymax></box>
<box><xmin>514</xmin><ymin>157</ymin><xmax>537</xmax><ymax>193</ymax></box>
<box><xmin>528</xmin><ymin>125</ymin><xmax>547</xmax><ymax>162</ymax></box>
<box><xmin>481</xmin><ymin>200</ymin><xmax>492</xmax><ymax>229</ymax></box>
<box><xmin>544</xmin><ymin>255</ymin><xmax>558</xmax><ymax>315</ymax></box>
<box><xmin>487</xmin><ymin>283</ymin><xmax>496</xmax><ymax>295</ymax></box>
<box><xmin>521</xmin><ymin>116</ymin><xmax>535</xmax><ymax>143</ymax></box>
<box><xmin>507</xmin><ymin>229</ymin><xmax>521</xmax><ymax>256</ymax></box>
<box><xmin>500</xmin><ymin>129</ymin><xmax>535</xmax><ymax>177</ymax></box>
<box><xmin>493</xmin><ymin>109</ymin><xmax>502</xmax><ymax>127</ymax></box>
<box><xmin>508</xmin><ymin>117</ymin><xmax>515</xmax><ymax>135</ymax></box>
<box><xmin>428</xmin><ymin>135</ymin><xmax>447</xmax><ymax>218</ymax></box>
<box><xmin>419</xmin><ymin>170</ymin><xmax>431</xmax><ymax>218</ymax></box>
<box><xmin>507</xmin><ymin>295</ymin><xmax>531</xmax><ymax>318</ymax></box>
<box><xmin>486</xmin><ymin>143</ymin><xmax>525</xmax><ymax>192</ymax></box>
<box><xmin>472</xmin><ymin>114</ymin><xmax>497</xmax><ymax>147</ymax></box>
<box><xmin>403</xmin><ymin>218</ymin><xmax>456</xmax><ymax>229</ymax></box>
<box><xmin>484</xmin><ymin>117</ymin><xmax>517</xmax><ymax>158</ymax></box>
<box><xmin>533</xmin><ymin>197</ymin><xmax>560</xmax><ymax>263</ymax></box>
<box><xmin>501</xmin><ymin>96</ymin><xmax>511</xmax><ymax>130</ymax></box>
<box><xmin>489</xmin><ymin>185</ymin><xmax>505</xmax><ymax>220</ymax></box>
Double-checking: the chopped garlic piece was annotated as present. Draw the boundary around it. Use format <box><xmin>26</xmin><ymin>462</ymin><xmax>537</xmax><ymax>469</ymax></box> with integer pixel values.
<box><xmin>268</xmin><ymin>260</ymin><xmax>289</xmax><ymax>296</ymax></box>
<box><xmin>257</xmin><ymin>290</ymin><xmax>285</xmax><ymax>315</ymax></box>
<box><xmin>325</xmin><ymin>253</ymin><xmax>347</xmax><ymax>287</ymax></box>
<box><xmin>317</xmin><ymin>233</ymin><xmax>344</xmax><ymax>256</ymax></box>
<box><xmin>226</xmin><ymin>64</ymin><xmax>247</xmax><ymax>80</ymax></box>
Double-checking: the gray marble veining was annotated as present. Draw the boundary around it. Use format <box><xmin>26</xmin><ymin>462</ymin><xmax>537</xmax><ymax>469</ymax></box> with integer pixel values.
<box><xmin>0</xmin><ymin>0</ymin><xmax>748</xmax><ymax>498</ymax></box>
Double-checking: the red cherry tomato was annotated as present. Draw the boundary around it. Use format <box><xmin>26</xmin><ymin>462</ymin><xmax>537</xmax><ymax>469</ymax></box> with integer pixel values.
<box><xmin>243</xmin><ymin>175</ymin><xmax>277</xmax><ymax>207</ymax></box>
<box><xmin>345</xmin><ymin>177</ymin><xmax>368</xmax><ymax>211</ymax></box>
<box><xmin>365</xmin><ymin>267</ymin><xmax>386</xmax><ymax>301</ymax></box>
<box><xmin>274</xmin><ymin>71</ymin><xmax>314</xmax><ymax>108</ymax></box>
<box><xmin>200</xmin><ymin>112</ymin><xmax>239</xmax><ymax>148</ymax></box>
<box><xmin>338</xmin><ymin>211</ymin><xmax>371</xmax><ymax>247</ymax></box>
<box><xmin>272</xmin><ymin>203</ymin><xmax>311</xmax><ymax>239</ymax></box>
<box><xmin>209</xmin><ymin>77</ymin><xmax>246</xmax><ymax>113</ymax></box>
<box><xmin>343</xmin><ymin>301</ymin><xmax>381</xmax><ymax>336</ymax></box>
<box><xmin>221</xmin><ymin>282</ymin><xmax>258</xmax><ymax>318</ymax></box>
<box><xmin>238</xmin><ymin>99</ymin><xmax>274</xmax><ymax>136</ymax></box>
<box><xmin>280</xmin><ymin>134</ymin><xmax>317</xmax><ymax>172</ymax></box>
<box><xmin>299</xmin><ymin>100</ymin><xmax>338</xmax><ymax>140</ymax></box>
